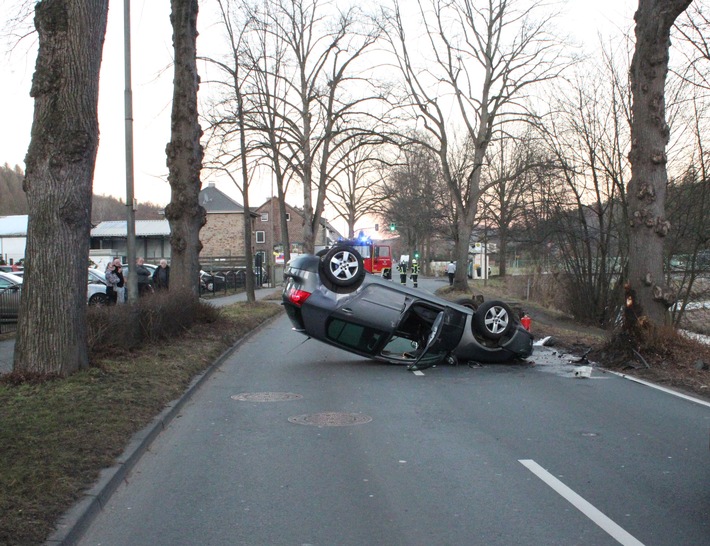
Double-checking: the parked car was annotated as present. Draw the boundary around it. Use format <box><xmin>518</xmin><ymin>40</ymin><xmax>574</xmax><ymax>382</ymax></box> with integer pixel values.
<box><xmin>200</xmin><ymin>270</ymin><xmax>226</xmax><ymax>293</ymax></box>
<box><xmin>88</xmin><ymin>268</ymin><xmax>111</xmax><ymax>305</ymax></box>
<box><xmin>282</xmin><ymin>247</ymin><xmax>533</xmax><ymax>370</ymax></box>
<box><xmin>0</xmin><ymin>271</ymin><xmax>23</xmax><ymax>320</ymax></box>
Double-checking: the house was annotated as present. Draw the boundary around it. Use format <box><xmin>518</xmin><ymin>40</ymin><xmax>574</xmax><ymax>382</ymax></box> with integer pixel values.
<box><xmin>253</xmin><ymin>197</ymin><xmax>343</xmax><ymax>264</ymax></box>
<box><xmin>0</xmin><ymin>215</ymin><xmax>27</xmax><ymax>265</ymax></box>
<box><xmin>199</xmin><ymin>182</ymin><xmax>259</xmax><ymax>258</ymax></box>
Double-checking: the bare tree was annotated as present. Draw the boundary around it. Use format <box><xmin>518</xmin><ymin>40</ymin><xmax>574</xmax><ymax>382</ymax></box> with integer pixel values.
<box><xmin>14</xmin><ymin>0</ymin><xmax>109</xmax><ymax>376</ymax></box>
<box><xmin>381</xmin><ymin>0</ymin><xmax>566</xmax><ymax>290</ymax></box>
<box><xmin>202</xmin><ymin>0</ymin><xmax>259</xmax><ymax>300</ymax></box>
<box><xmin>480</xmin><ymin>129</ymin><xmax>544</xmax><ymax>277</ymax></box>
<box><xmin>256</xmin><ymin>0</ymin><xmax>382</xmax><ymax>253</ymax></box>
<box><xmin>326</xmin><ymin>138</ymin><xmax>389</xmax><ymax>237</ymax></box>
<box><xmin>624</xmin><ymin>0</ymin><xmax>692</xmax><ymax>333</ymax></box>
<box><xmin>246</xmin><ymin>2</ymin><xmax>295</xmax><ymax>263</ymax></box>
<box><xmin>381</xmin><ymin>142</ymin><xmax>447</xmax><ymax>262</ymax></box>
<box><xmin>664</xmin><ymin>95</ymin><xmax>710</xmax><ymax>326</ymax></box>
<box><xmin>674</xmin><ymin>1</ymin><xmax>710</xmax><ymax>90</ymax></box>
<box><xmin>165</xmin><ymin>0</ymin><xmax>206</xmax><ymax>296</ymax></box>
<box><xmin>532</xmin><ymin>53</ymin><xmax>632</xmax><ymax>325</ymax></box>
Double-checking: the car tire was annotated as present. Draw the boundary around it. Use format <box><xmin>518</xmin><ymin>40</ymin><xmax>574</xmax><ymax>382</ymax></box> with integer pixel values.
<box><xmin>89</xmin><ymin>293</ymin><xmax>109</xmax><ymax>306</ymax></box>
<box><xmin>321</xmin><ymin>246</ymin><xmax>365</xmax><ymax>287</ymax></box>
<box><xmin>472</xmin><ymin>300</ymin><xmax>513</xmax><ymax>340</ymax></box>
<box><xmin>454</xmin><ymin>297</ymin><xmax>478</xmax><ymax>311</ymax></box>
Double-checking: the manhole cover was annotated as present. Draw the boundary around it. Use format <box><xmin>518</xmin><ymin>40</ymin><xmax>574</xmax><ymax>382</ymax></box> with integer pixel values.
<box><xmin>288</xmin><ymin>412</ymin><xmax>372</xmax><ymax>427</ymax></box>
<box><xmin>231</xmin><ymin>392</ymin><xmax>303</xmax><ymax>402</ymax></box>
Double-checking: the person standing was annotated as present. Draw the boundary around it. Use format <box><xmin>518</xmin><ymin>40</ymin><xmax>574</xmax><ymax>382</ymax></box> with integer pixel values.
<box><xmin>105</xmin><ymin>259</ymin><xmax>123</xmax><ymax>305</ymax></box>
<box><xmin>152</xmin><ymin>259</ymin><xmax>170</xmax><ymax>291</ymax></box>
<box><xmin>446</xmin><ymin>260</ymin><xmax>456</xmax><ymax>286</ymax></box>
<box><xmin>410</xmin><ymin>259</ymin><xmax>420</xmax><ymax>288</ymax></box>
<box><xmin>135</xmin><ymin>257</ymin><xmax>153</xmax><ymax>296</ymax></box>
<box><xmin>397</xmin><ymin>260</ymin><xmax>408</xmax><ymax>286</ymax></box>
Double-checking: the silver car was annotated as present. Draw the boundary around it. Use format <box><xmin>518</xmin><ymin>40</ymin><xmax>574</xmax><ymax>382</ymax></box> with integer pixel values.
<box><xmin>282</xmin><ymin>248</ymin><xmax>533</xmax><ymax>370</ymax></box>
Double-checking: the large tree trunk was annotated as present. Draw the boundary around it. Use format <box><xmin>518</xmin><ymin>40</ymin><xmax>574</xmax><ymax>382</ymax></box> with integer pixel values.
<box><xmin>165</xmin><ymin>0</ymin><xmax>206</xmax><ymax>295</ymax></box>
<box><xmin>14</xmin><ymin>0</ymin><xmax>109</xmax><ymax>376</ymax></box>
<box><xmin>625</xmin><ymin>0</ymin><xmax>691</xmax><ymax>329</ymax></box>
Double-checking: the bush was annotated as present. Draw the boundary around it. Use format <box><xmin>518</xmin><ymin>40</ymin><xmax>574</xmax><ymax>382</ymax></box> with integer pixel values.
<box><xmin>87</xmin><ymin>289</ymin><xmax>221</xmax><ymax>355</ymax></box>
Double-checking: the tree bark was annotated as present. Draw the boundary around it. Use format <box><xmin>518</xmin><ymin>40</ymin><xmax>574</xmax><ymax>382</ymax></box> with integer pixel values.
<box><xmin>165</xmin><ymin>0</ymin><xmax>206</xmax><ymax>295</ymax></box>
<box><xmin>15</xmin><ymin>0</ymin><xmax>109</xmax><ymax>376</ymax></box>
<box><xmin>626</xmin><ymin>0</ymin><xmax>691</xmax><ymax>328</ymax></box>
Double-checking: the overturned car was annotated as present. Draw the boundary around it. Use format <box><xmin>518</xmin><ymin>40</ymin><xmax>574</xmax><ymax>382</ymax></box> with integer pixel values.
<box><xmin>282</xmin><ymin>246</ymin><xmax>533</xmax><ymax>370</ymax></box>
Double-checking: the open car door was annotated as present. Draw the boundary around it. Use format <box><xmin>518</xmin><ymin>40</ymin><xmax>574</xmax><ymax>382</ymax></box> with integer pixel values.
<box><xmin>407</xmin><ymin>310</ymin><xmax>447</xmax><ymax>371</ymax></box>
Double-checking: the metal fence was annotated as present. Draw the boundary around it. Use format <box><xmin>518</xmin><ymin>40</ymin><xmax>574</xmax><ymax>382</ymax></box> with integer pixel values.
<box><xmin>0</xmin><ymin>287</ymin><xmax>20</xmax><ymax>334</ymax></box>
<box><xmin>199</xmin><ymin>265</ymin><xmax>273</xmax><ymax>297</ymax></box>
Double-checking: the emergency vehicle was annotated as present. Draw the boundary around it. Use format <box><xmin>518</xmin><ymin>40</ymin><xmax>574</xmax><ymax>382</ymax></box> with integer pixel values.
<box><xmin>333</xmin><ymin>233</ymin><xmax>393</xmax><ymax>279</ymax></box>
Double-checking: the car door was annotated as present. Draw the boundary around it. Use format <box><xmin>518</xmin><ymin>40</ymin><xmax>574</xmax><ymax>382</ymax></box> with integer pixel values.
<box><xmin>330</xmin><ymin>282</ymin><xmax>408</xmax><ymax>333</ymax></box>
<box><xmin>379</xmin><ymin>306</ymin><xmax>463</xmax><ymax>367</ymax></box>
<box><xmin>324</xmin><ymin>283</ymin><xmax>408</xmax><ymax>357</ymax></box>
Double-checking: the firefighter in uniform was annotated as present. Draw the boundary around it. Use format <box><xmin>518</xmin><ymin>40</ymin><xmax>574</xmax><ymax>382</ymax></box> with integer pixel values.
<box><xmin>397</xmin><ymin>260</ymin><xmax>408</xmax><ymax>285</ymax></box>
<box><xmin>410</xmin><ymin>259</ymin><xmax>420</xmax><ymax>288</ymax></box>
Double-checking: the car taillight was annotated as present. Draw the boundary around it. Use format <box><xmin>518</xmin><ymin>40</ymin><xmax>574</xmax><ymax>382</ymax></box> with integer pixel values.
<box><xmin>287</xmin><ymin>288</ymin><xmax>311</xmax><ymax>307</ymax></box>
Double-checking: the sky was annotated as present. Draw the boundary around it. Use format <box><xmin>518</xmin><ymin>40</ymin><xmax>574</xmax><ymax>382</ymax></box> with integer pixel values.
<box><xmin>0</xmin><ymin>0</ymin><xmax>637</xmax><ymax>222</ymax></box>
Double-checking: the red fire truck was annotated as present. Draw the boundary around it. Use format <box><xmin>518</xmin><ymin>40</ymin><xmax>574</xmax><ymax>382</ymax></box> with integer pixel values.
<box><xmin>333</xmin><ymin>234</ymin><xmax>393</xmax><ymax>279</ymax></box>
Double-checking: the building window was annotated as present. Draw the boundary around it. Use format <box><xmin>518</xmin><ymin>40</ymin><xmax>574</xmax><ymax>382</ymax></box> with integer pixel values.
<box><xmin>255</xmin><ymin>231</ymin><xmax>266</xmax><ymax>243</ymax></box>
<box><xmin>260</xmin><ymin>212</ymin><xmax>269</xmax><ymax>222</ymax></box>
<box><xmin>285</xmin><ymin>212</ymin><xmax>291</xmax><ymax>221</ymax></box>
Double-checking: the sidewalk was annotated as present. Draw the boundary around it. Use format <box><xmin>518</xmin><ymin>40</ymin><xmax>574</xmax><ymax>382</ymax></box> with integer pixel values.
<box><xmin>0</xmin><ymin>286</ymin><xmax>281</xmax><ymax>375</ymax></box>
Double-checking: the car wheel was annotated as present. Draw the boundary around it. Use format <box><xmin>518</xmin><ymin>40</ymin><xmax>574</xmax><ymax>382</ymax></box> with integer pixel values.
<box><xmin>321</xmin><ymin>246</ymin><xmax>365</xmax><ymax>287</ymax></box>
<box><xmin>472</xmin><ymin>300</ymin><xmax>513</xmax><ymax>340</ymax></box>
<box><xmin>454</xmin><ymin>297</ymin><xmax>478</xmax><ymax>311</ymax></box>
<box><xmin>89</xmin><ymin>292</ymin><xmax>109</xmax><ymax>306</ymax></box>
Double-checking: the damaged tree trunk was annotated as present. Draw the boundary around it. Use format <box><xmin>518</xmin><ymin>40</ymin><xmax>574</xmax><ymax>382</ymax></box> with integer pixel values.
<box><xmin>165</xmin><ymin>0</ymin><xmax>206</xmax><ymax>295</ymax></box>
<box><xmin>625</xmin><ymin>0</ymin><xmax>691</xmax><ymax>332</ymax></box>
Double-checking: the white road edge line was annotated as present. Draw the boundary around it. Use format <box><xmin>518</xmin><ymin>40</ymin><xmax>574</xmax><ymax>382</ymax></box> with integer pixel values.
<box><xmin>519</xmin><ymin>459</ymin><xmax>645</xmax><ymax>546</ymax></box>
<box><xmin>605</xmin><ymin>371</ymin><xmax>710</xmax><ymax>409</ymax></box>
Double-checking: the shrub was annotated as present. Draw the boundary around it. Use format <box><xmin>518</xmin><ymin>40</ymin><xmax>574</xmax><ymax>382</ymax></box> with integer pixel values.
<box><xmin>87</xmin><ymin>289</ymin><xmax>222</xmax><ymax>356</ymax></box>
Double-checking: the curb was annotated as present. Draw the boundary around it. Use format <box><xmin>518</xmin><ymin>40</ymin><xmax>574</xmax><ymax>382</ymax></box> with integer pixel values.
<box><xmin>44</xmin><ymin>310</ymin><xmax>284</xmax><ymax>545</ymax></box>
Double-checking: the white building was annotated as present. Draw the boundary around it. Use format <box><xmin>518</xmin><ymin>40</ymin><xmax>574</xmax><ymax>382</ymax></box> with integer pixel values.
<box><xmin>0</xmin><ymin>215</ymin><xmax>28</xmax><ymax>264</ymax></box>
<box><xmin>0</xmin><ymin>214</ymin><xmax>172</xmax><ymax>266</ymax></box>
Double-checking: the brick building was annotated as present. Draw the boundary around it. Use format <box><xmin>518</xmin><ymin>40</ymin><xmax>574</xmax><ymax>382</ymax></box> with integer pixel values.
<box><xmin>253</xmin><ymin>197</ymin><xmax>342</xmax><ymax>265</ymax></box>
<box><xmin>198</xmin><ymin>183</ymin><xmax>258</xmax><ymax>258</ymax></box>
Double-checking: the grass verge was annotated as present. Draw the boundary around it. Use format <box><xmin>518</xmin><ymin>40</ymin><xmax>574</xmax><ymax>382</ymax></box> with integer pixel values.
<box><xmin>0</xmin><ymin>299</ymin><xmax>282</xmax><ymax>546</ymax></box>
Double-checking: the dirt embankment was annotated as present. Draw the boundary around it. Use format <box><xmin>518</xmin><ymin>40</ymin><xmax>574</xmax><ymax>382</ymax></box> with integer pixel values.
<box><xmin>441</xmin><ymin>279</ymin><xmax>710</xmax><ymax>402</ymax></box>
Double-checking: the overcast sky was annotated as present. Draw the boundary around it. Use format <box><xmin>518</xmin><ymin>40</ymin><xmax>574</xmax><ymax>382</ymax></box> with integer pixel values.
<box><xmin>0</xmin><ymin>0</ymin><xmax>636</xmax><ymax>220</ymax></box>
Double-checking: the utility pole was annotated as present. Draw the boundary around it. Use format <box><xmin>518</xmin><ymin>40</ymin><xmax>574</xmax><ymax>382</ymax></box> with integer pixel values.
<box><xmin>124</xmin><ymin>0</ymin><xmax>137</xmax><ymax>302</ymax></box>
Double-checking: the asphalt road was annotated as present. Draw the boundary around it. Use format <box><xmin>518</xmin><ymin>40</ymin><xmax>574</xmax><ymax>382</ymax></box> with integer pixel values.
<box><xmin>76</xmin><ymin>277</ymin><xmax>710</xmax><ymax>546</ymax></box>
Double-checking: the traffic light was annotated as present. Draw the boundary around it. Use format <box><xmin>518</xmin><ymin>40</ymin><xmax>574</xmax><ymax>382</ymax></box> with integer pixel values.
<box><xmin>414</xmin><ymin>250</ymin><xmax>420</xmax><ymax>259</ymax></box>
<box><xmin>375</xmin><ymin>223</ymin><xmax>379</xmax><ymax>231</ymax></box>
<box><xmin>389</xmin><ymin>222</ymin><xmax>396</xmax><ymax>231</ymax></box>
